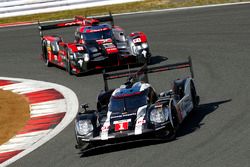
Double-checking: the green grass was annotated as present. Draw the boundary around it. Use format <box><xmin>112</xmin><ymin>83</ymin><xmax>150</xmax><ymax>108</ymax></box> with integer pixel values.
<box><xmin>0</xmin><ymin>0</ymin><xmax>249</xmax><ymax>24</ymax></box>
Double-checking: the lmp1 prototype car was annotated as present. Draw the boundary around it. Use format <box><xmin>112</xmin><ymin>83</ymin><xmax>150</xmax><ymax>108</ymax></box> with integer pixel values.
<box><xmin>74</xmin><ymin>57</ymin><xmax>200</xmax><ymax>150</ymax></box>
<box><xmin>38</xmin><ymin>13</ymin><xmax>151</xmax><ymax>75</ymax></box>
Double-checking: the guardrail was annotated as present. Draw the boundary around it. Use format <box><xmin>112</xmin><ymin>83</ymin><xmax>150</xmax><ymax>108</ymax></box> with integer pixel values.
<box><xmin>0</xmin><ymin>0</ymin><xmax>141</xmax><ymax>18</ymax></box>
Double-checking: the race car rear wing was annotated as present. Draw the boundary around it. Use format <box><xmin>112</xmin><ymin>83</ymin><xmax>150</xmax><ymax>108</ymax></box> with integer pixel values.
<box><xmin>38</xmin><ymin>12</ymin><xmax>114</xmax><ymax>37</ymax></box>
<box><xmin>102</xmin><ymin>57</ymin><xmax>194</xmax><ymax>91</ymax></box>
<box><xmin>92</xmin><ymin>12</ymin><xmax>114</xmax><ymax>26</ymax></box>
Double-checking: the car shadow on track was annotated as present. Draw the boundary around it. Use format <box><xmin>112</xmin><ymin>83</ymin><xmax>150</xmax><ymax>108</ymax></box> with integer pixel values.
<box><xmin>149</xmin><ymin>55</ymin><xmax>168</xmax><ymax>65</ymax></box>
<box><xmin>74</xmin><ymin>55</ymin><xmax>168</xmax><ymax>77</ymax></box>
<box><xmin>78</xmin><ymin>99</ymin><xmax>232</xmax><ymax>158</ymax></box>
<box><xmin>176</xmin><ymin>99</ymin><xmax>232</xmax><ymax>137</ymax></box>
<box><xmin>78</xmin><ymin>139</ymin><xmax>167</xmax><ymax>158</ymax></box>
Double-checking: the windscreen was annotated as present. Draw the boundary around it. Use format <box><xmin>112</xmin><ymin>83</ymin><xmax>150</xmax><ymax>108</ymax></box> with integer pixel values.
<box><xmin>81</xmin><ymin>29</ymin><xmax>112</xmax><ymax>41</ymax></box>
<box><xmin>74</xmin><ymin>52</ymin><xmax>85</xmax><ymax>58</ymax></box>
<box><xmin>108</xmin><ymin>91</ymin><xmax>147</xmax><ymax>113</ymax></box>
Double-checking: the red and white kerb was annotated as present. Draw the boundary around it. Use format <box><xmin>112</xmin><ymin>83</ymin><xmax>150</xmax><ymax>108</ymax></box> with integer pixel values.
<box><xmin>0</xmin><ymin>78</ymin><xmax>78</xmax><ymax>166</ymax></box>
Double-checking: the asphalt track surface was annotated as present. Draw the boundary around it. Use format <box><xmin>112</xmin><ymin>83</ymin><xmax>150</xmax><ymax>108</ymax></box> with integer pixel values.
<box><xmin>0</xmin><ymin>4</ymin><xmax>250</xmax><ymax>167</ymax></box>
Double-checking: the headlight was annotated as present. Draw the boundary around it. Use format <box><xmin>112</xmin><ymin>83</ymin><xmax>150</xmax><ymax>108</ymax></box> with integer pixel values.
<box><xmin>150</xmin><ymin>107</ymin><xmax>168</xmax><ymax>123</ymax></box>
<box><xmin>141</xmin><ymin>43</ymin><xmax>148</xmax><ymax>49</ymax></box>
<box><xmin>70</xmin><ymin>54</ymin><xmax>75</xmax><ymax>60</ymax></box>
<box><xmin>136</xmin><ymin>45</ymin><xmax>142</xmax><ymax>50</ymax></box>
<box><xmin>84</xmin><ymin>53</ymin><xmax>90</xmax><ymax>62</ymax></box>
<box><xmin>76</xmin><ymin>120</ymin><xmax>93</xmax><ymax>135</ymax></box>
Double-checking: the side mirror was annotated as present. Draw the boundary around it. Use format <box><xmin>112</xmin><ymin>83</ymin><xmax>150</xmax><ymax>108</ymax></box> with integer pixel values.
<box><xmin>52</xmin><ymin>51</ymin><xmax>59</xmax><ymax>55</ymax></box>
<box><xmin>80</xmin><ymin>103</ymin><xmax>89</xmax><ymax>113</ymax></box>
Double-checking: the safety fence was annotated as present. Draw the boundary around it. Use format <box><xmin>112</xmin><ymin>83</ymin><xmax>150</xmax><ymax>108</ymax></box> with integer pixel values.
<box><xmin>0</xmin><ymin>0</ymin><xmax>141</xmax><ymax>18</ymax></box>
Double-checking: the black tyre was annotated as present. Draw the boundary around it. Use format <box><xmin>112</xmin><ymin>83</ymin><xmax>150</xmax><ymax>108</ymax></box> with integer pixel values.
<box><xmin>44</xmin><ymin>55</ymin><xmax>51</xmax><ymax>67</ymax></box>
<box><xmin>171</xmin><ymin>102</ymin><xmax>179</xmax><ymax>129</ymax></box>
<box><xmin>67</xmin><ymin>59</ymin><xmax>73</xmax><ymax>75</ymax></box>
<box><xmin>146</xmin><ymin>52</ymin><xmax>151</xmax><ymax>65</ymax></box>
<box><xmin>190</xmin><ymin>81</ymin><xmax>199</xmax><ymax>108</ymax></box>
<box><xmin>75</xmin><ymin>135</ymin><xmax>90</xmax><ymax>150</ymax></box>
<box><xmin>156</xmin><ymin>125</ymin><xmax>176</xmax><ymax>141</ymax></box>
<box><xmin>164</xmin><ymin>106</ymin><xmax>180</xmax><ymax>140</ymax></box>
<box><xmin>42</xmin><ymin>40</ymin><xmax>52</xmax><ymax>67</ymax></box>
<box><xmin>137</xmin><ymin>56</ymin><xmax>148</xmax><ymax>65</ymax></box>
<box><xmin>66</xmin><ymin>48</ymin><xmax>73</xmax><ymax>75</ymax></box>
<box><xmin>146</xmin><ymin>57</ymin><xmax>151</xmax><ymax>65</ymax></box>
<box><xmin>156</xmin><ymin>105</ymin><xmax>177</xmax><ymax>141</ymax></box>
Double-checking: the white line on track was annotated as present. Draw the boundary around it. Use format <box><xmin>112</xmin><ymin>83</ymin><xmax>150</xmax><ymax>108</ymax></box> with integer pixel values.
<box><xmin>0</xmin><ymin>1</ymin><xmax>250</xmax><ymax>28</ymax></box>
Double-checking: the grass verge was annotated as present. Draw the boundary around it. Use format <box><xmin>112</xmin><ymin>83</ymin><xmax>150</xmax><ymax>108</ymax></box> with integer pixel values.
<box><xmin>0</xmin><ymin>90</ymin><xmax>30</xmax><ymax>145</ymax></box>
<box><xmin>0</xmin><ymin>0</ymin><xmax>249</xmax><ymax>24</ymax></box>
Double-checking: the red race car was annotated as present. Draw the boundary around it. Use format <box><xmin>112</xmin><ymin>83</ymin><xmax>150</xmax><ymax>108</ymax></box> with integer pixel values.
<box><xmin>38</xmin><ymin>13</ymin><xmax>151</xmax><ymax>75</ymax></box>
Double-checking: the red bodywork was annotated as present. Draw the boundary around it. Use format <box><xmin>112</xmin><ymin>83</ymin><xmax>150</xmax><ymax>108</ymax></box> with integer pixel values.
<box><xmin>39</xmin><ymin>14</ymin><xmax>150</xmax><ymax>75</ymax></box>
<box><xmin>42</xmin><ymin>36</ymin><xmax>82</xmax><ymax>69</ymax></box>
<box><xmin>129</xmin><ymin>32</ymin><xmax>147</xmax><ymax>43</ymax></box>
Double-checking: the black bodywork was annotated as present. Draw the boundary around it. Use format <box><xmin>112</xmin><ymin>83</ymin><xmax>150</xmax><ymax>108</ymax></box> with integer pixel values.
<box><xmin>75</xmin><ymin>57</ymin><xmax>199</xmax><ymax>150</ymax></box>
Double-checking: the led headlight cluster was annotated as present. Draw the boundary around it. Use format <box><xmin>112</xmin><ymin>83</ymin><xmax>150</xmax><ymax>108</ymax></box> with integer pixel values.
<box><xmin>141</xmin><ymin>43</ymin><xmax>148</xmax><ymax>49</ymax></box>
<box><xmin>69</xmin><ymin>53</ymin><xmax>89</xmax><ymax>62</ymax></box>
<box><xmin>76</xmin><ymin>120</ymin><xmax>93</xmax><ymax>135</ymax></box>
<box><xmin>83</xmin><ymin>53</ymin><xmax>90</xmax><ymax>62</ymax></box>
<box><xmin>69</xmin><ymin>54</ymin><xmax>74</xmax><ymax>60</ymax></box>
<box><xmin>136</xmin><ymin>43</ymin><xmax>148</xmax><ymax>50</ymax></box>
<box><xmin>150</xmin><ymin>107</ymin><xmax>169</xmax><ymax>123</ymax></box>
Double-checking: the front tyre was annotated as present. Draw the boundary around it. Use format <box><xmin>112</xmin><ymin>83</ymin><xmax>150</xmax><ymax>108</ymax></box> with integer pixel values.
<box><xmin>191</xmin><ymin>81</ymin><xmax>199</xmax><ymax>108</ymax></box>
<box><xmin>67</xmin><ymin>59</ymin><xmax>73</xmax><ymax>75</ymax></box>
<box><xmin>66</xmin><ymin>48</ymin><xmax>73</xmax><ymax>75</ymax></box>
<box><xmin>146</xmin><ymin>52</ymin><xmax>151</xmax><ymax>64</ymax></box>
<box><xmin>156</xmin><ymin>125</ymin><xmax>176</xmax><ymax>141</ymax></box>
<box><xmin>75</xmin><ymin>135</ymin><xmax>90</xmax><ymax>150</ymax></box>
<box><xmin>156</xmin><ymin>105</ymin><xmax>177</xmax><ymax>141</ymax></box>
<box><xmin>165</xmin><ymin>101</ymin><xmax>180</xmax><ymax>140</ymax></box>
<box><xmin>44</xmin><ymin>56</ymin><xmax>51</xmax><ymax>67</ymax></box>
<box><xmin>42</xmin><ymin>40</ymin><xmax>52</xmax><ymax>67</ymax></box>
<box><xmin>137</xmin><ymin>49</ymin><xmax>151</xmax><ymax>65</ymax></box>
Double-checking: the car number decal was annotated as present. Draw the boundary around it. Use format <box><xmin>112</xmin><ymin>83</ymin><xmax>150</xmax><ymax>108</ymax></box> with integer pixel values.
<box><xmin>133</xmin><ymin>38</ymin><xmax>141</xmax><ymax>43</ymax></box>
<box><xmin>114</xmin><ymin>119</ymin><xmax>131</xmax><ymax>131</ymax></box>
<box><xmin>77</xmin><ymin>46</ymin><xmax>84</xmax><ymax>51</ymax></box>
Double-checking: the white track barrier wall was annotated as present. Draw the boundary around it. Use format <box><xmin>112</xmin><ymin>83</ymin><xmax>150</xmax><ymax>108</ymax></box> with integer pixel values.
<box><xmin>0</xmin><ymin>0</ymin><xmax>141</xmax><ymax>18</ymax></box>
